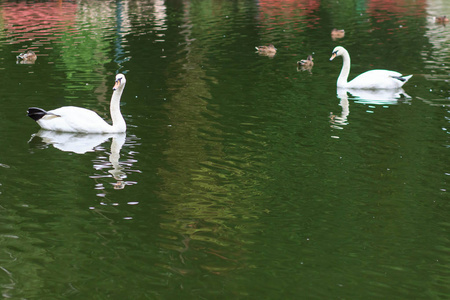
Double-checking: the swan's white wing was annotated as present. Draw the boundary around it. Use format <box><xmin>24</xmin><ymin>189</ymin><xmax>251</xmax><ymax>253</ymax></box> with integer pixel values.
<box><xmin>37</xmin><ymin>106</ymin><xmax>112</xmax><ymax>133</ymax></box>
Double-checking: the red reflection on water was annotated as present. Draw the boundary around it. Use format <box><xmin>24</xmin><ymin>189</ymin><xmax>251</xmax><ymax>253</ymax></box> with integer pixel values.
<box><xmin>258</xmin><ymin>0</ymin><xmax>321</xmax><ymax>30</ymax></box>
<box><xmin>365</xmin><ymin>0</ymin><xmax>426</xmax><ymax>37</ymax></box>
<box><xmin>367</xmin><ymin>0</ymin><xmax>426</xmax><ymax>19</ymax></box>
<box><xmin>2</xmin><ymin>1</ymin><xmax>77</xmax><ymax>45</ymax></box>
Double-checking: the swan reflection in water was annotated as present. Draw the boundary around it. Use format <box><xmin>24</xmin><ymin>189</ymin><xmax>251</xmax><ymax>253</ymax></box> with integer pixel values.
<box><xmin>29</xmin><ymin>130</ymin><xmax>139</xmax><ymax>190</ymax></box>
<box><xmin>330</xmin><ymin>88</ymin><xmax>411</xmax><ymax>130</ymax></box>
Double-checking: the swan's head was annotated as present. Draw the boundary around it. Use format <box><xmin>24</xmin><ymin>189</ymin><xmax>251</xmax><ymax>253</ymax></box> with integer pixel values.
<box><xmin>113</xmin><ymin>73</ymin><xmax>126</xmax><ymax>91</ymax></box>
<box><xmin>329</xmin><ymin>46</ymin><xmax>347</xmax><ymax>61</ymax></box>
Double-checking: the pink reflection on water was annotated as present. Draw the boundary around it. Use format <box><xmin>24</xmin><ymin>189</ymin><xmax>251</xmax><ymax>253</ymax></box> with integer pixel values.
<box><xmin>258</xmin><ymin>0</ymin><xmax>321</xmax><ymax>31</ymax></box>
<box><xmin>367</xmin><ymin>0</ymin><xmax>427</xmax><ymax>20</ymax></box>
<box><xmin>1</xmin><ymin>1</ymin><xmax>78</xmax><ymax>45</ymax></box>
<box><xmin>365</xmin><ymin>0</ymin><xmax>427</xmax><ymax>40</ymax></box>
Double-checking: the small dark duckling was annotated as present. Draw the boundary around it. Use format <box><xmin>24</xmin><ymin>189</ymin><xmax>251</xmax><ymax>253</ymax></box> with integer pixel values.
<box><xmin>331</xmin><ymin>28</ymin><xmax>345</xmax><ymax>40</ymax></box>
<box><xmin>255</xmin><ymin>44</ymin><xmax>277</xmax><ymax>58</ymax></box>
<box><xmin>16</xmin><ymin>50</ymin><xmax>37</xmax><ymax>64</ymax></box>
<box><xmin>435</xmin><ymin>16</ymin><xmax>449</xmax><ymax>24</ymax></box>
<box><xmin>297</xmin><ymin>55</ymin><xmax>314</xmax><ymax>73</ymax></box>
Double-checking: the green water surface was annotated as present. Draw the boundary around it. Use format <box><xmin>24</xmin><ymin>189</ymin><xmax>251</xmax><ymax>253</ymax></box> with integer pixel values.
<box><xmin>0</xmin><ymin>0</ymin><xmax>449</xmax><ymax>298</ymax></box>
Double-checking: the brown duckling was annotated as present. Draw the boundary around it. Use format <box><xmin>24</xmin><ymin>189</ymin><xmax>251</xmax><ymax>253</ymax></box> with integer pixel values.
<box><xmin>16</xmin><ymin>50</ymin><xmax>37</xmax><ymax>64</ymax></box>
<box><xmin>331</xmin><ymin>28</ymin><xmax>345</xmax><ymax>40</ymax></box>
<box><xmin>255</xmin><ymin>44</ymin><xmax>277</xmax><ymax>53</ymax></box>
<box><xmin>298</xmin><ymin>55</ymin><xmax>314</xmax><ymax>67</ymax></box>
<box><xmin>435</xmin><ymin>16</ymin><xmax>449</xmax><ymax>24</ymax></box>
<box><xmin>255</xmin><ymin>44</ymin><xmax>277</xmax><ymax>58</ymax></box>
<box><xmin>297</xmin><ymin>55</ymin><xmax>314</xmax><ymax>73</ymax></box>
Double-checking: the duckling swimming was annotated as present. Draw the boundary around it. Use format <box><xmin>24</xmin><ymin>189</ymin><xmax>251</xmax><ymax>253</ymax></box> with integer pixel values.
<box><xmin>331</xmin><ymin>29</ymin><xmax>345</xmax><ymax>40</ymax></box>
<box><xmin>435</xmin><ymin>16</ymin><xmax>449</xmax><ymax>24</ymax></box>
<box><xmin>297</xmin><ymin>55</ymin><xmax>314</xmax><ymax>72</ymax></box>
<box><xmin>16</xmin><ymin>50</ymin><xmax>37</xmax><ymax>64</ymax></box>
<box><xmin>255</xmin><ymin>44</ymin><xmax>277</xmax><ymax>58</ymax></box>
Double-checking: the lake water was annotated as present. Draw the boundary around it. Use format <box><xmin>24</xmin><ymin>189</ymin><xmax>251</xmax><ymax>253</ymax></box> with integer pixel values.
<box><xmin>0</xmin><ymin>0</ymin><xmax>449</xmax><ymax>298</ymax></box>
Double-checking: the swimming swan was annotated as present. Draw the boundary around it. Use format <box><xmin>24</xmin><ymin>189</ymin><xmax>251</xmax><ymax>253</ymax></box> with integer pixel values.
<box><xmin>329</xmin><ymin>46</ymin><xmax>412</xmax><ymax>89</ymax></box>
<box><xmin>28</xmin><ymin>73</ymin><xmax>127</xmax><ymax>133</ymax></box>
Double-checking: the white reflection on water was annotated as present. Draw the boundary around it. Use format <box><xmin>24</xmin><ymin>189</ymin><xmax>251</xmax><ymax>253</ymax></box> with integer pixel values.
<box><xmin>28</xmin><ymin>131</ymin><xmax>140</xmax><ymax>191</ymax></box>
<box><xmin>421</xmin><ymin>0</ymin><xmax>450</xmax><ymax>105</ymax></box>
<box><xmin>31</xmin><ymin>130</ymin><xmax>115</xmax><ymax>154</ymax></box>
<box><xmin>330</xmin><ymin>89</ymin><xmax>350</xmax><ymax>130</ymax></box>
<box><xmin>330</xmin><ymin>88</ymin><xmax>411</xmax><ymax>130</ymax></box>
<box><xmin>340</xmin><ymin>88</ymin><xmax>411</xmax><ymax>105</ymax></box>
<box><xmin>153</xmin><ymin>0</ymin><xmax>167</xmax><ymax>32</ymax></box>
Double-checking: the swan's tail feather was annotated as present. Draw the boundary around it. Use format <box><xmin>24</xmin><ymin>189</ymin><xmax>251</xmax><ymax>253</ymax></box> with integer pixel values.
<box><xmin>391</xmin><ymin>74</ymin><xmax>413</xmax><ymax>83</ymax></box>
<box><xmin>403</xmin><ymin>75</ymin><xmax>413</xmax><ymax>83</ymax></box>
<box><xmin>27</xmin><ymin>107</ymin><xmax>48</xmax><ymax>121</ymax></box>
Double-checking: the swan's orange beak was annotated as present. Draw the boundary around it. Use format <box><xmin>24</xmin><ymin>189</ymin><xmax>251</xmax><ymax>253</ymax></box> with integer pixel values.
<box><xmin>329</xmin><ymin>52</ymin><xmax>337</xmax><ymax>61</ymax></box>
<box><xmin>113</xmin><ymin>78</ymin><xmax>121</xmax><ymax>91</ymax></box>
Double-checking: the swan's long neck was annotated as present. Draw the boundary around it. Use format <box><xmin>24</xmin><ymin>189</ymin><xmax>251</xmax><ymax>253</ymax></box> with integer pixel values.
<box><xmin>110</xmin><ymin>87</ymin><xmax>126</xmax><ymax>132</ymax></box>
<box><xmin>337</xmin><ymin>49</ymin><xmax>351</xmax><ymax>87</ymax></box>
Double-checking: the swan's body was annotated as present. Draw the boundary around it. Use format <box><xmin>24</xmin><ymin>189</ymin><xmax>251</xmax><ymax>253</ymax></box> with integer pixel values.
<box><xmin>28</xmin><ymin>73</ymin><xmax>127</xmax><ymax>133</ymax></box>
<box><xmin>330</xmin><ymin>46</ymin><xmax>412</xmax><ymax>89</ymax></box>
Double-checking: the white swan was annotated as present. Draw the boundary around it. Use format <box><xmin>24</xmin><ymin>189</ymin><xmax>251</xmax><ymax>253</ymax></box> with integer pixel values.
<box><xmin>329</xmin><ymin>46</ymin><xmax>412</xmax><ymax>89</ymax></box>
<box><xmin>27</xmin><ymin>73</ymin><xmax>127</xmax><ymax>133</ymax></box>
